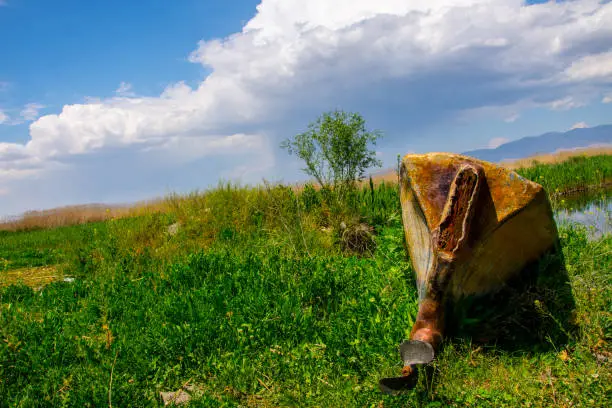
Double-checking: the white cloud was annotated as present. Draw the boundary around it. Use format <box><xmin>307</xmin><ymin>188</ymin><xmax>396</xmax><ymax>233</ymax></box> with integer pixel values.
<box><xmin>3</xmin><ymin>0</ymin><xmax>612</xmax><ymax>212</ymax></box>
<box><xmin>115</xmin><ymin>82</ymin><xmax>135</xmax><ymax>97</ymax></box>
<box><xmin>488</xmin><ymin>137</ymin><xmax>508</xmax><ymax>149</ymax></box>
<box><xmin>570</xmin><ymin>121</ymin><xmax>589</xmax><ymax>130</ymax></box>
<box><xmin>0</xmin><ymin>103</ymin><xmax>45</xmax><ymax>126</ymax></box>
<box><xmin>504</xmin><ymin>113</ymin><xmax>519</xmax><ymax>123</ymax></box>
<box><xmin>565</xmin><ymin>51</ymin><xmax>612</xmax><ymax>82</ymax></box>
<box><xmin>0</xmin><ymin>142</ymin><xmax>48</xmax><ymax>180</ymax></box>
<box><xmin>603</xmin><ymin>95</ymin><xmax>612</xmax><ymax>104</ymax></box>
<box><xmin>548</xmin><ymin>96</ymin><xmax>585</xmax><ymax>111</ymax></box>
<box><xmin>20</xmin><ymin>103</ymin><xmax>45</xmax><ymax>122</ymax></box>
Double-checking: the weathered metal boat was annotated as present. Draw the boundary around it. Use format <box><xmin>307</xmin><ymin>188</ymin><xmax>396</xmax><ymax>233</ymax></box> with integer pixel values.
<box><xmin>379</xmin><ymin>152</ymin><xmax>559</xmax><ymax>394</ymax></box>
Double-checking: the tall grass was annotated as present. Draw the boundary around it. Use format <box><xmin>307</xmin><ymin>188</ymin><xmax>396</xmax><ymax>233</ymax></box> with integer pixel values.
<box><xmin>0</xmin><ymin>201</ymin><xmax>168</xmax><ymax>232</ymax></box>
<box><xmin>515</xmin><ymin>154</ymin><xmax>611</xmax><ymax>195</ymax></box>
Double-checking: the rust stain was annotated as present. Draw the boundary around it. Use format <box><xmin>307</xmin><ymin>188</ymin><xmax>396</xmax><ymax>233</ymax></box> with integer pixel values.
<box><xmin>401</xmin><ymin>152</ymin><xmax>542</xmax><ymax>233</ymax></box>
<box><xmin>436</xmin><ymin>164</ymin><xmax>482</xmax><ymax>254</ymax></box>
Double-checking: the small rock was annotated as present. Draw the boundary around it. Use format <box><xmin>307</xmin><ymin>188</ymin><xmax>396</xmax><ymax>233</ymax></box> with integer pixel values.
<box><xmin>167</xmin><ymin>222</ymin><xmax>180</xmax><ymax>236</ymax></box>
<box><xmin>63</xmin><ymin>277</ymin><xmax>75</xmax><ymax>283</ymax></box>
<box><xmin>160</xmin><ymin>390</ymin><xmax>191</xmax><ymax>406</ymax></box>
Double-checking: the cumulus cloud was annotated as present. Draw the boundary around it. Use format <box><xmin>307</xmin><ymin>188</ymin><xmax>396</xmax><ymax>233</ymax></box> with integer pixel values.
<box><xmin>20</xmin><ymin>103</ymin><xmax>45</xmax><ymax>122</ymax></box>
<box><xmin>603</xmin><ymin>95</ymin><xmax>612</xmax><ymax>104</ymax></box>
<box><xmin>565</xmin><ymin>51</ymin><xmax>612</xmax><ymax>82</ymax></box>
<box><xmin>570</xmin><ymin>121</ymin><xmax>589</xmax><ymax>130</ymax></box>
<box><xmin>2</xmin><ymin>0</ymin><xmax>612</xmax><ymax>212</ymax></box>
<box><xmin>0</xmin><ymin>110</ymin><xmax>7</xmax><ymax>124</ymax></box>
<box><xmin>488</xmin><ymin>137</ymin><xmax>509</xmax><ymax>149</ymax></box>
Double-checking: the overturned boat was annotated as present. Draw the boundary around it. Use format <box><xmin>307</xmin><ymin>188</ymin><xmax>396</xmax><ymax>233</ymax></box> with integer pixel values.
<box><xmin>379</xmin><ymin>152</ymin><xmax>559</xmax><ymax>394</ymax></box>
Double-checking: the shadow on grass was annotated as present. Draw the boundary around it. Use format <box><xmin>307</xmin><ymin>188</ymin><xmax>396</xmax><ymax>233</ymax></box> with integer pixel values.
<box><xmin>446</xmin><ymin>240</ymin><xmax>578</xmax><ymax>352</ymax></box>
<box><xmin>392</xmin><ymin>242</ymin><xmax>579</xmax><ymax>402</ymax></box>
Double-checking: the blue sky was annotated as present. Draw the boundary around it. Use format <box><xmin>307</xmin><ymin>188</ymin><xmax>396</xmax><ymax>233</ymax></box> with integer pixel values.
<box><xmin>1</xmin><ymin>0</ymin><xmax>612</xmax><ymax>216</ymax></box>
<box><xmin>0</xmin><ymin>0</ymin><xmax>259</xmax><ymax>143</ymax></box>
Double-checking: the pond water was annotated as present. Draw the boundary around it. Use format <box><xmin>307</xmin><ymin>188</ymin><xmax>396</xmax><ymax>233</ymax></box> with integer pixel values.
<box><xmin>552</xmin><ymin>188</ymin><xmax>611</xmax><ymax>239</ymax></box>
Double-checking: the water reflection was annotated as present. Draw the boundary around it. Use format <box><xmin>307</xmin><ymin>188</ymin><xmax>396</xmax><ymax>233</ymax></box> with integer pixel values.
<box><xmin>552</xmin><ymin>188</ymin><xmax>611</xmax><ymax>239</ymax></box>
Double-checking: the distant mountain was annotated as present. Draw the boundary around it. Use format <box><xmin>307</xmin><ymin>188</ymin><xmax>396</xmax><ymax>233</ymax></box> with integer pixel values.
<box><xmin>463</xmin><ymin>124</ymin><xmax>612</xmax><ymax>162</ymax></box>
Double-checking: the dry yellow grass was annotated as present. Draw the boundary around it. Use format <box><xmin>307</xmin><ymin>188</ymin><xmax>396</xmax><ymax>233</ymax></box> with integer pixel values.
<box><xmin>0</xmin><ymin>200</ymin><xmax>170</xmax><ymax>232</ymax></box>
<box><xmin>0</xmin><ymin>265</ymin><xmax>61</xmax><ymax>289</ymax></box>
<box><xmin>500</xmin><ymin>145</ymin><xmax>612</xmax><ymax>169</ymax></box>
<box><xmin>1</xmin><ymin>145</ymin><xmax>609</xmax><ymax>232</ymax></box>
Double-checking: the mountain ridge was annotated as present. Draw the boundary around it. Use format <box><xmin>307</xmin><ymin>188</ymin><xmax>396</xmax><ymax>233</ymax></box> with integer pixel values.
<box><xmin>463</xmin><ymin>124</ymin><xmax>612</xmax><ymax>162</ymax></box>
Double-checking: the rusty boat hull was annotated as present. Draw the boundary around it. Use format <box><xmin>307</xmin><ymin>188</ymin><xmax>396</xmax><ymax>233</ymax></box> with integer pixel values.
<box><xmin>380</xmin><ymin>152</ymin><xmax>559</xmax><ymax>394</ymax></box>
<box><xmin>400</xmin><ymin>152</ymin><xmax>558</xmax><ymax>300</ymax></box>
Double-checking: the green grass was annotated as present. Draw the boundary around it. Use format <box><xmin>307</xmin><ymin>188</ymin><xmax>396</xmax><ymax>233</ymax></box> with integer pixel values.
<box><xmin>0</xmin><ymin>226</ymin><xmax>83</xmax><ymax>270</ymax></box>
<box><xmin>515</xmin><ymin>154</ymin><xmax>611</xmax><ymax>195</ymax></box>
<box><xmin>1</xmin><ymin>221</ymin><xmax>609</xmax><ymax>407</ymax></box>
<box><xmin>0</xmin><ymin>157</ymin><xmax>610</xmax><ymax>407</ymax></box>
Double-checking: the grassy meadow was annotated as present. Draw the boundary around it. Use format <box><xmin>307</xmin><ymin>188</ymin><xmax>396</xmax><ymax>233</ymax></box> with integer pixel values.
<box><xmin>0</xmin><ymin>156</ymin><xmax>610</xmax><ymax>407</ymax></box>
<box><xmin>515</xmin><ymin>154</ymin><xmax>612</xmax><ymax>196</ymax></box>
